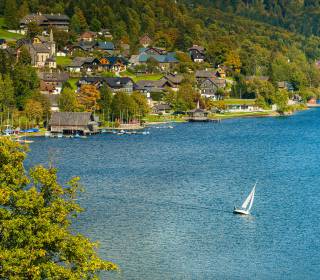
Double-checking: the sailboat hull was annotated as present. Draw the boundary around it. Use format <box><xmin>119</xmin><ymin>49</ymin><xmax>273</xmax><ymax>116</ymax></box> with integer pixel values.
<box><xmin>233</xmin><ymin>209</ymin><xmax>250</xmax><ymax>215</ymax></box>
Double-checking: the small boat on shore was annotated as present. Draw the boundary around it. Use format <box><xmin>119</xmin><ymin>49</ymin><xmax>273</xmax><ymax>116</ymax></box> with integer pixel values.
<box><xmin>233</xmin><ymin>182</ymin><xmax>257</xmax><ymax>215</ymax></box>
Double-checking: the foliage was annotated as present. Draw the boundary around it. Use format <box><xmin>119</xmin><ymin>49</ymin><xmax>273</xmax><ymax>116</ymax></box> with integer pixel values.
<box><xmin>58</xmin><ymin>88</ymin><xmax>78</xmax><ymax>112</ymax></box>
<box><xmin>77</xmin><ymin>85</ymin><xmax>100</xmax><ymax>112</ymax></box>
<box><xmin>0</xmin><ymin>138</ymin><xmax>117</xmax><ymax>278</ymax></box>
<box><xmin>24</xmin><ymin>99</ymin><xmax>43</xmax><ymax>124</ymax></box>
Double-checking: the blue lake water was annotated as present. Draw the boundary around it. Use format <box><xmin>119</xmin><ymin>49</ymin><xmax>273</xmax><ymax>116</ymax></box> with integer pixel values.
<box><xmin>26</xmin><ymin>109</ymin><xmax>320</xmax><ymax>279</ymax></box>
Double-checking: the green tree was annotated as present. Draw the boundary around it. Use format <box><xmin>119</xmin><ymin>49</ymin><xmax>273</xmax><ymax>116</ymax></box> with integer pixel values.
<box><xmin>91</xmin><ymin>17</ymin><xmax>102</xmax><ymax>32</ymax></box>
<box><xmin>4</xmin><ymin>0</ymin><xmax>18</xmax><ymax>29</ymax></box>
<box><xmin>111</xmin><ymin>92</ymin><xmax>138</xmax><ymax>122</ymax></box>
<box><xmin>0</xmin><ymin>138</ymin><xmax>117</xmax><ymax>278</ymax></box>
<box><xmin>18</xmin><ymin>46</ymin><xmax>32</xmax><ymax>65</ymax></box>
<box><xmin>58</xmin><ymin>88</ymin><xmax>78</xmax><ymax>112</ymax></box>
<box><xmin>99</xmin><ymin>85</ymin><xmax>113</xmax><ymax>120</ymax></box>
<box><xmin>0</xmin><ymin>74</ymin><xmax>15</xmax><ymax>111</ymax></box>
<box><xmin>26</xmin><ymin>22</ymin><xmax>42</xmax><ymax>39</ymax></box>
<box><xmin>131</xmin><ymin>91</ymin><xmax>150</xmax><ymax>117</ymax></box>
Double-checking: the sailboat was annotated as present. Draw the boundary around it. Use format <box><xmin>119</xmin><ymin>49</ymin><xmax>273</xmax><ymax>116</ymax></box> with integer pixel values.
<box><xmin>233</xmin><ymin>182</ymin><xmax>257</xmax><ymax>215</ymax></box>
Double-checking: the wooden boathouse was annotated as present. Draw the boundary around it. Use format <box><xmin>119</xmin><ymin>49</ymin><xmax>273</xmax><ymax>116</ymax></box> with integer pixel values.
<box><xmin>49</xmin><ymin>112</ymin><xmax>99</xmax><ymax>135</ymax></box>
<box><xmin>187</xmin><ymin>101</ymin><xmax>209</xmax><ymax>122</ymax></box>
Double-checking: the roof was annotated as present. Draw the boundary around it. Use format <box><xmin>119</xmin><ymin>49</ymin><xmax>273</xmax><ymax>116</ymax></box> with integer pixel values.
<box><xmin>81</xmin><ymin>31</ymin><xmax>96</xmax><ymax>38</ymax></box>
<box><xmin>20</xmin><ymin>13</ymin><xmax>69</xmax><ymax>25</ymax></box>
<box><xmin>105</xmin><ymin>77</ymin><xmax>134</xmax><ymax>88</ymax></box>
<box><xmin>69</xmin><ymin>57</ymin><xmax>97</xmax><ymax>67</ymax></box>
<box><xmin>203</xmin><ymin>77</ymin><xmax>226</xmax><ymax>88</ymax></box>
<box><xmin>138</xmin><ymin>52</ymin><xmax>178</xmax><ymax>63</ymax></box>
<box><xmin>100</xmin><ymin>56</ymin><xmax>129</xmax><ymax>66</ymax></box>
<box><xmin>164</xmin><ymin>73</ymin><xmax>184</xmax><ymax>84</ymax></box>
<box><xmin>50</xmin><ymin>112</ymin><xmax>93</xmax><ymax>126</ymax></box>
<box><xmin>38</xmin><ymin>72</ymin><xmax>69</xmax><ymax>82</ymax></box>
<box><xmin>188</xmin><ymin>45</ymin><xmax>205</xmax><ymax>53</ymax></box>
<box><xmin>31</xmin><ymin>43</ymin><xmax>50</xmax><ymax>53</ymax></box>
<box><xmin>96</xmin><ymin>41</ymin><xmax>115</xmax><ymax>50</ymax></box>
<box><xmin>195</xmin><ymin>70</ymin><xmax>215</xmax><ymax>78</ymax></box>
<box><xmin>153</xmin><ymin>104</ymin><xmax>171</xmax><ymax>110</ymax></box>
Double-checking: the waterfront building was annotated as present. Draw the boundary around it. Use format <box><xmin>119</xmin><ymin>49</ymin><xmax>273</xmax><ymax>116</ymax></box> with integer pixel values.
<box><xmin>49</xmin><ymin>112</ymin><xmax>99</xmax><ymax>135</ymax></box>
<box><xmin>187</xmin><ymin>102</ymin><xmax>209</xmax><ymax>122</ymax></box>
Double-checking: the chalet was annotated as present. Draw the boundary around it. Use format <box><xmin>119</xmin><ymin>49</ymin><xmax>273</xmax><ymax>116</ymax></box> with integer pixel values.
<box><xmin>199</xmin><ymin>77</ymin><xmax>226</xmax><ymax>99</ymax></box>
<box><xmin>49</xmin><ymin>112</ymin><xmax>99</xmax><ymax>135</ymax></box>
<box><xmin>39</xmin><ymin>72</ymin><xmax>69</xmax><ymax>94</ymax></box>
<box><xmin>104</xmin><ymin>77</ymin><xmax>135</xmax><ymax>93</ymax></box>
<box><xmin>20</xmin><ymin>13</ymin><xmax>70</xmax><ymax>32</ymax></box>
<box><xmin>139</xmin><ymin>35</ymin><xmax>152</xmax><ymax>48</ymax></box>
<box><xmin>98</xmin><ymin>56</ymin><xmax>128</xmax><ymax>72</ymax></box>
<box><xmin>163</xmin><ymin>73</ymin><xmax>184</xmax><ymax>91</ymax></box>
<box><xmin>22</xmin><ymin>30</ymin><xmax>56</xmax><ymax>68</ymax></box>
<box><xmin>77</xmin><ymin>77</ymin><xmax>135</xmax><ymax>93</ymax></box>
<box><xmin>188</xmin><ymin>45</ymin><xmax>205</xmax><ymax>62</ymax></box>
<box><xmin>80</xmin><ymin>31</ymin><xmax>97</xmax><ymax>42</ymax></box>
<box><xmin>195</xmin><ymin>70</ymin><xmax>216</xmax><ymax>83</ymax></box>
<box><xmin>0</xmin><ymin>39</ymin><xmax>7</xmax><ymax>49</ymax></box>
<box><xmin>95</xmin><ymin>41</ymin><xmax>115</xmax><ymax>54</ymax></box>
<box><xmin>152</xmin><ymin>104</ymin><xmax>172</xmax><ymax>115</ymax></box>
<box><xmin>67</xmin><ymin>57</ymin><xmax>100</xmax><ymax>73</ymax></box>
<box><xmin>70</xmin><ymin>41</ymin><xmax>96</xmax><ymax>53</ymax></box>
<box><xmin>136</xmin><ymin>80</ymin><xmax>166</xmax><ymax>94</ymax></box>
<box><xmin>130</xmin><ymin>52</ymin><xmax>178</xmax><ymax>71</ymax></box>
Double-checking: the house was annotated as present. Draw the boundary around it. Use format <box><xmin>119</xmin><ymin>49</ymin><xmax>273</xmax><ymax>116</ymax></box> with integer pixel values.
<box><xmin>67</xmin><ymin>57</ymin><xmax>100</xmax><ymax>73</ymax></box>
<box><xmin>104</xmin><ymin>77</ymin><xmax>135</xmax><ymax>93</ymax></box>
<box><xmin>227</xmin><ymin>104</ymin><xmax>260</xmax><ymax>112</ymax></box>
<box><xmin>77</xmin><ymin>77</ymin><xmax>135</xmax><ymax>93</ymax></box>
<box><xmin>95</xmin><ymin>41</ymin><xmax>115</xmax><ymax>54</ymax></box>
<box><xmin>139</xmin><ymin>35</ymin><xmax>152</xmax><ymax>48</ymax></box>
<box><xmin>56</xmin><ymin>50</ymin><xmax>67</xmax><ymax>57</ymax></box>
<box><xmin>98</xmin><ymin>56</ymin><xmax>128</xmax><ymax>72</ymax></box>
<box><xmin>195</xmin><ymin>70</ymin><xmax>216</xmax><ymax>83</ymax></box>
<box><xmin>49</xmin><ymin>112</ymin><xmax>99</xmax><ymax>135</ymax></box>
<box><xmin>187</xmin><ymin>102</ymin><xmax>209</xmax><ymax>122</ymax></box>
<box><xmin>188</xmin><ymin>45</ymin><xmax>205</xmax><ymax>62</ymax></box>
<box><xmin>70</xmin><ymin>41</ymin><xmax>96</xmax><ymax>54</ymax></box>
<box><xmin>162</xmin><ymin>73</ymin><xmax>184</xmax><ymax>91</ymax></box>
<box><xmin>38</xmin><ymin>71</ymin><xmax>69</xmax><ymax>94</ymax></box>
<box><xmin>20</xmin><ymin>13</ymin><xmax>70</xmax><ymax>32</ymax></box>
<box><xmin>152</xmin><ymin>104</ymin><xmax>172</xmax><ymax>115</ymax></box>
<box><xmin>199</xmin><ymin>78</ymin><xmax>225</xmax><ymax>99</ymax></box>
<box><xmin>130</xmin><ymin>52</ymin><xmax>178</xmax><ymax>71</ymax></box>
<box><xmin>0</xmin><ymin>39</ymin><xmax>7</xmax><ymax>49</ymax></box>
<box><xmin>22</xmin><ymin>29</ymin><xmax>56</xmax><ymax>68</ymax></box>
<box><xmin>80</xmin><ymin>31</ymin><xmax>96</xmax><ymax>42</ymax></box>
<box><xmin>278</xmin><ymin>81</ymin><xmax>294</xmax><ymax>92</ymax></box>
<box><xmin>216</xmin><ymin>67</ymin><xmax>226</xmax><ymax>78</ymax></box>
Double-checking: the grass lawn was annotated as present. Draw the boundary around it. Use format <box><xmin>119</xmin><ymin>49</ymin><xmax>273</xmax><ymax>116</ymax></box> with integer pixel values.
<box><xmin>210</xmin><ymin>111</ymin><xmax>274</xmax><ymax>119</ymax></box>
<box><xmin>56</xmin><ymin>56</ymin><xmax>72</xmax><ymax>67</ymax></box>
<box><xmin>0</xmin><ymin>17</ymin><xmax>24</xmax><ymax>41</ymax></box>
<box><xmin>120</xmin><ymin>71</ymin><xmax>163</xmax><ymax>82</ymax></box>
<box><xmin>220</xmin><ymin>98</ymin><xmax>256</xmax><ymax>105</ymax></box>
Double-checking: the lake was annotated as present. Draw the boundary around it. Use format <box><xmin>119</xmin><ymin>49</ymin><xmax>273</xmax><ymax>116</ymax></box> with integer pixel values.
<box><xmin>26</xmin><ymin>109</ymin><xmax>320</xmax><ymax>279</ymax></box>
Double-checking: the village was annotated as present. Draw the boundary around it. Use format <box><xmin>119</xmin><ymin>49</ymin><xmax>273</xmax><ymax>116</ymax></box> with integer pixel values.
<box><xmin>0</xmin><ymin>12</ymin><xmax>312</xmax><ymax>137</ymax></box>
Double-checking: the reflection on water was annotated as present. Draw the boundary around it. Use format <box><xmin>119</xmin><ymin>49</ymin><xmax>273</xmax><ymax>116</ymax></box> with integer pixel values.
<box><xmin>26</xmin><ymin>109</ymin><xmax>320</xmax><ymax>279</ymax></box>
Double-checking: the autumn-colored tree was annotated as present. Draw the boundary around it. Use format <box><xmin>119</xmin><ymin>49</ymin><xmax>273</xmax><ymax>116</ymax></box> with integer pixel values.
<box><xmin>24</xmin><ymin>99</ymin><xmax>43</xmax><ymax>125</ymax></box>
<box><xmin>77</xmin><ymin>85</ymin><xmax>100</xmax><ymax>112</ymax></box>
<box><xmin>0</xmin><ymin>138</ymin><xmax>117</xmax><ymax>278</ymax></box>
<box><xmin>225</xmin><ymin>50</ymin><xmax>242</xmax><ymax>73</ymax></box>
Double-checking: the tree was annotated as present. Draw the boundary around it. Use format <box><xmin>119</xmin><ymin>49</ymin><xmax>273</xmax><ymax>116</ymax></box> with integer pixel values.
<box><xmin>24</xmin><ymin>99</ymin><xmax>43</xmax><ymax>125</ymax></box>
<box><xmin>4</xmin><ymin>0</ymin><xmax>18</xmax><ymax>29</ymax></box>
<box><xmin>17</xmin><ymin>0</ymin><xmax>29</xmax><ymax>20</ymax></box>
<box><xmin>77</xmin><ymin>85</ymin><xmax>100</xmax><ymax>112</ymax></box>
<box><xmin>0</xmin><ymin>74</ymin><xmax>15</xmax><ymax>111</ymax></box>
<box><xmin>26</xmin><ymin>22</ymin><xmax>42</xmax><ymax>39</ymax></box>
<box><xmin>131</xmin><ymin>91</ymin><xmax>150</xmax><ymax>117</ymax></box>
<box><xmin>0</xmin><ymin>138</ymin><xmax>117</xmax><ymax>278</ymax></box>
<box><xmin>58</xmin><ymin>88</ymin><xmax>78</xmax><ymax>112</ymax></box>
<box><xmin>91</xmin><ymin>17</ymin><xmax>102</xmax><ymax>32</ymax></box>
<box><xmin>18</xmin><ymin>46</ymin><xmax>32</xmax><ymax>65</ymax></box>
<box><xmin>225</xmin><ymin>50</ymin><xmax>242</xmax><ymax>73</ymax></box>
<box><xmin>98</xmin><ymin>85</ymin><xmax>113</xmax><ymax>120</ymax></box>
<box><xmin>111</xmin><ymin>92</ymin><xmax>138</xmax><ymax>122</ymax></box>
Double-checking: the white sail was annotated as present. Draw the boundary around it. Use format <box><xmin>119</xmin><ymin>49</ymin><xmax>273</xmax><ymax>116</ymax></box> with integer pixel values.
<box><xmin>247</xmin><ymin>186</ymin><xmax>255</xmax><ymax>212</ymax></box>
<box><xmin>241</xmin><ymin>189</ymin><xmax>253</xmax><ymax>209</ymax></box>
<box><xmin>241</xmin><ymin>183</ymin><xmax>256</xmax><ymax>210</ymax></box>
